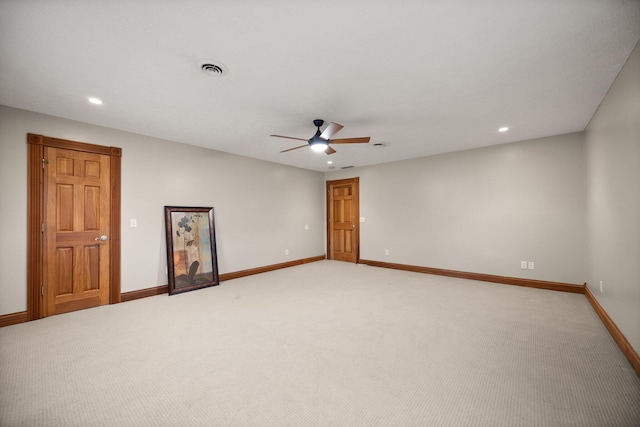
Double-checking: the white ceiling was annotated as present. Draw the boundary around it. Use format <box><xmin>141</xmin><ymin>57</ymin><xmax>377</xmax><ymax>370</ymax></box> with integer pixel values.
<box><xmin>1</xmin><ymin>1</ymin><xmax>639</xmax><ymax>172</ymax></box>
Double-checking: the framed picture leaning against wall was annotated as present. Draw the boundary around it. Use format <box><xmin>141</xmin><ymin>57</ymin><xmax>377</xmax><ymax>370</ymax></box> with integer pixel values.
<box><xmin>164</xmin><ymin>206</ymin><xmax>219</xmax><ymax>295</ymax></box>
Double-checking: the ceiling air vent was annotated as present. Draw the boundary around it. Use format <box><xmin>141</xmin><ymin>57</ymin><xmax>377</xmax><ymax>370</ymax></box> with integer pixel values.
<box><xmin>197</xmin><ymin>59</ymin><xmax>228</xmax><ymax>77</ymax></box>
<box><xmin>341</xmin><ymin>166</ymin><xmax>354</xmax><ymax>169</ymax></box>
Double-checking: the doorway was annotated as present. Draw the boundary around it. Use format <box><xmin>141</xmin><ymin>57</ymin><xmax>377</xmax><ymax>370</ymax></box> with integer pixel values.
<box><xmin>326</xmin><ymin>177</ymin><xmax>359</xmax><ymax>263</ymax></box>
<box><xmin>27</xmin><ymin>134</ymin><xmax>121</xmax><ymax>319</ymax></box>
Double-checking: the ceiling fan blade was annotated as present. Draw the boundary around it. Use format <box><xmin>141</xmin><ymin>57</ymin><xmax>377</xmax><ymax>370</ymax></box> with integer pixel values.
<box><xmin>280</xmin><ymin>144</ymin><xmax>309</xmax><ymax>153</ymax></box>
<box><xmin>325</xmin><ymin>146</ymin><xmax>337</xmax><ymax>155</ymax></box>
<box><xmin>329</xmin><ymin>137</ymin><xmax>371</xmax><ymax>144</ymax></box>
<box><xmin>320</xmin><ymin>122</ymin><xmax>344</xmax><ymax>140</ymax></box>
<box><xmin>270</xmin><ymin>134</ymin><xmax>307</xmax><ymax>142</ymax></box>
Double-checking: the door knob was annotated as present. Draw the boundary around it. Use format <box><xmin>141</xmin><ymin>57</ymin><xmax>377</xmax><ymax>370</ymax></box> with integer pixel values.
<box><xmin>94</xmin><ymin>235</ymin><xmax>108</xmax><ymax>241</ymax></box>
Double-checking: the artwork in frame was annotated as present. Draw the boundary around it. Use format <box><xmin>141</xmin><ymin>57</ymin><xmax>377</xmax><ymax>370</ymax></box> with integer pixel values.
<box><xmin>164</xmin><ymin>206</ymin><xmax>219</xmax><ymax>295</ymax></box>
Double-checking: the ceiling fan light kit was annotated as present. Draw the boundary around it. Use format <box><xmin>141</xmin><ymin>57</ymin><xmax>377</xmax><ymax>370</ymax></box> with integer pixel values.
<box><xmin>270</xmin><ymin>119</ymin><xmax>371</xmax><ymax>155</ymax></box>
<box><xmin>310</xmin><ymin>141</ymin><xmax>329</xmax><ymax>152</ymax></box>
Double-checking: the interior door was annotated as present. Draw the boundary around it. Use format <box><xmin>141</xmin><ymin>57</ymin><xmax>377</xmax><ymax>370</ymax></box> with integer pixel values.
<box><xmin>43</xmin><ymin>146</ymin><xmax>111</xmax><ymax>315</ymax></box>
<box><xmin>327</xmin><ymin>177</ymin><xmax>359</xmax><ymax>263</ymax></box>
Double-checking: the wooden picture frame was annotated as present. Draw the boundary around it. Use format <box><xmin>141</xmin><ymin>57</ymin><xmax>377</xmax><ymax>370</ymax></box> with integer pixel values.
<box><xmin>164</xmin><ymin>206</ymin><xmax>219</xmax><ymax>295</ymax></box>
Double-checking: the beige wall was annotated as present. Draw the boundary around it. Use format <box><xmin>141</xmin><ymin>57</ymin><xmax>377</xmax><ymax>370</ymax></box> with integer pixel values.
<box><xmin>585</xmin><ymin>41</ymin><xmax>640</xmax><ymax>352</ymax></box>
<box><xmin>0</xmin><ymin>106</ymin><xmax>325</xmax><ymax>315</ymax></box>
<box><xmin>326</xmin><ymin>132</ymin><xmax>586</xmax><ymax>285</ymax></box>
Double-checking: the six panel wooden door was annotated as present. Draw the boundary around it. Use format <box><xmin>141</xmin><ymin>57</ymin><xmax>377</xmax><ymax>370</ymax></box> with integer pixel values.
<box><xmin>44</xmin><ymin>147</ymin><xmax>111</xmax><ymax>315</ymax></box>
<box><xmin>327</xmin><ymin>178</ymin><xmax>359</xmax><ymax>263</ymax></box>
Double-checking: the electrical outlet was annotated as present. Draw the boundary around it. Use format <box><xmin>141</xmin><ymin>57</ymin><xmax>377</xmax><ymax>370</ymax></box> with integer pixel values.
<box><xmin>285</xmin><ymin>249</ymin><xmax>289</xmax><ymax>255</ymax></box>
<box><xmin>528</xmin><ymin>261</ymin><xmax>535</xmax><ymax>270</ymax></box>
<box><xmin>520</xmin><ymin>261</ymin><xmax>528</xmax><ymax>269</ymax></box>
<box><xmin>385</xmin><ymin>249</ymin><xmax>389</xmax><ymax>256</ymax></box>
<box><xmin>599</xmin><ymin>281</ymin><xmax>603</xmax><ymax>293</ymax></box>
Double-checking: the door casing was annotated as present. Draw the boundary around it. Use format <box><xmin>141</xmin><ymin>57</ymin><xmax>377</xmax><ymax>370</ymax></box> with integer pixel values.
<box><xmin>27</xmin><ymin>134</ymin><xmax>121</xmax><ymax>320</ymax></box>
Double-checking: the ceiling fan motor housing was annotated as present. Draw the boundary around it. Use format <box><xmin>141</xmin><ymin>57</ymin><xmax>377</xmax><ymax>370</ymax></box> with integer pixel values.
<box><xmin>309</xmin><ymin>130</ymin><xmax>324</xmax><ymax>142</ymax></box>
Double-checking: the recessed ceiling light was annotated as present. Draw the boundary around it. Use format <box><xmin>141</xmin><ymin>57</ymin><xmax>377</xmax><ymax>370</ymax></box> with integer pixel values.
<box><xmin>327</xmin><ymin>161</ymin><xmax>333</xmax><ymax>164</ymax></box>
<box><xmin>498</xmin><ymin>127</ymin><xmax>509</xmax><ymax>132</ymax></box>
<box><xmin>88</xmin><ymin>97</ymin><xmax>103</xmax><ymax>105</ymax></box>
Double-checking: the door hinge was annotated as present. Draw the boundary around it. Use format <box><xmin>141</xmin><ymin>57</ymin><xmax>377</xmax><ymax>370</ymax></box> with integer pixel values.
<box><xmin>42</xmin><ymin>158</ymin><xmax>47</xmax><ymax>169</ymax></box>
<box><xmin>41</xmin><ymin>223</ymin><xmax>45</xmax><ymax>233</ymax></box>
<box><xmin>41</xmin><ymin>286</ymin><xmax>44</xmax><ymax>296</ymax></box>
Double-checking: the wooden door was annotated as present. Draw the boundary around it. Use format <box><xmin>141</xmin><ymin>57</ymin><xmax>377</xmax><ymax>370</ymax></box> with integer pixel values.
<box><xmin>327</xmin><ymin>177</ymin><xmax>359</xmax><ymax>263</ymax></box>
<box><xmin>43</xmin><ymin>147</ymin><xmax>111</xmax><ymax>315</ymax></box>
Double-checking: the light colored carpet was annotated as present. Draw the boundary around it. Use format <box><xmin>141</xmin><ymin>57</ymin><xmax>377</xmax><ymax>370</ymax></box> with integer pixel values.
<box><xmin>1</xmin><ymin>260</ymin><xmax>639</xmax><ymax>427</ymax></box>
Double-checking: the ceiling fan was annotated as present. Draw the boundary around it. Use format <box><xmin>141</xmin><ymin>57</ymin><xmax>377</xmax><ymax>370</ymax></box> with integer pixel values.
<box><xmin>270</xmin><ymin>119</ymin><xmax>370</xmax><ymax>155</ymax></box>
